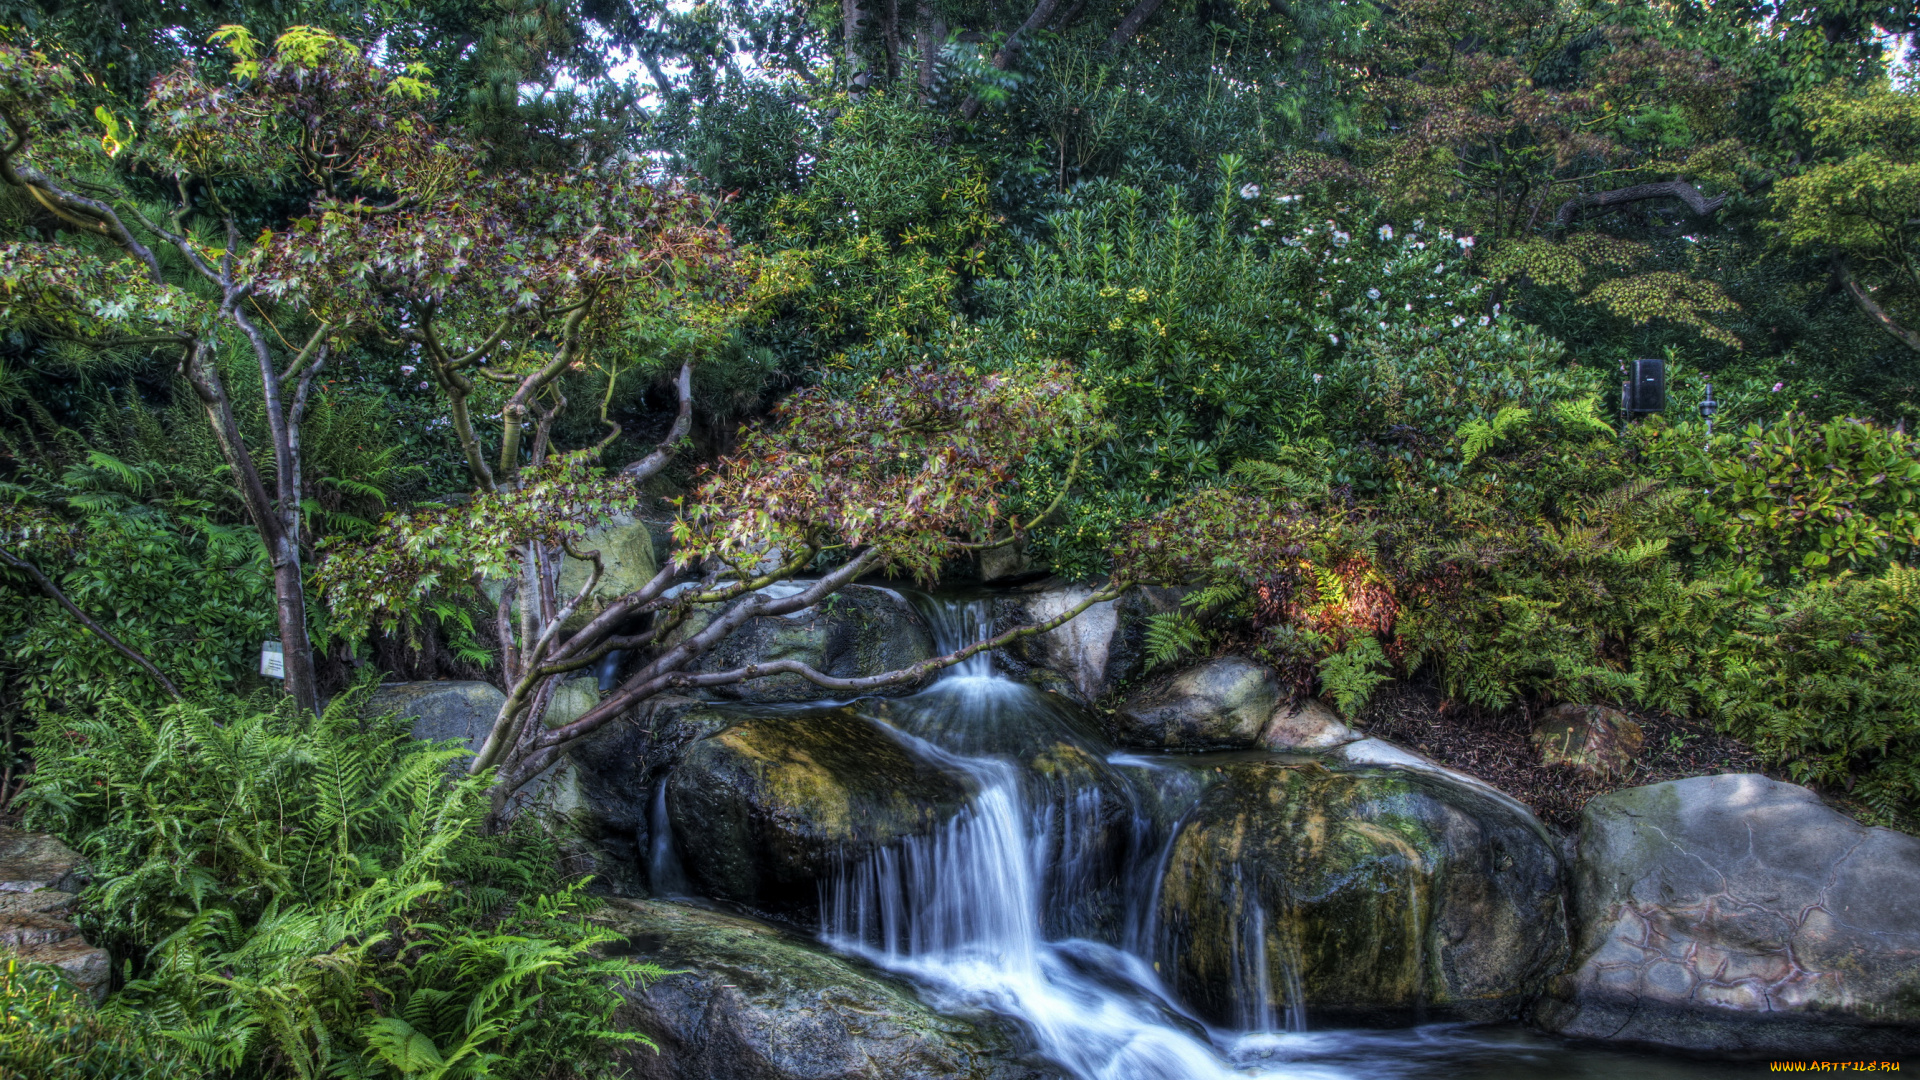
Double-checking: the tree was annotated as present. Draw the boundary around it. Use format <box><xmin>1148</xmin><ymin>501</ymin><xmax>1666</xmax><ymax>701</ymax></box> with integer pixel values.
<box><xmin>1774</xmin><ymin>81</ymin><xmax>1920</xmax><ymax>353</ymax></box>
<box><xmin>320</xmin><ymin>364</ymin><xmax>1118</xmax><ymax>819</ymax></box>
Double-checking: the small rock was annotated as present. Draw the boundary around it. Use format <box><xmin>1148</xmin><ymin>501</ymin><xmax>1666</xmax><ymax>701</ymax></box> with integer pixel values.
<box><xmin>1258</xmin><ymin>698</ymin><xmax>1359</xmax><ymax>751</ymax></box>
<box><xmin>1531</xmin><ymin>704</ymin><xmax>1642</xmax><ymax>779</ymax></box>
<box><xmin>1112</xmin><ymin>657</ymin><xmax>1280</xmax><ymax>749</ymax></box>
<box><xmin>365</xmin><ymin>680</ymin><xmax>506</xmax><ymax>756</ymax></box>
<box><xmin>993</xmin><ymin>582</ymin><xmax>1187</xmax><ymax>702</ymax></box>
<box><xmin>1536</xmin><ymin>773</ymin><xmax>1920</xmax><ymax>1056</ymax></box>
<box><xmin>600</xmin><ymin>899</ymin><xmax>1051</xmax><ymax>1080</ymax></box>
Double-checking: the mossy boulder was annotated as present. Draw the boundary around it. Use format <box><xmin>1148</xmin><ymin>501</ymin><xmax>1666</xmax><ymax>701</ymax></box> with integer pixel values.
<box><xmin>365</xmin><ymin>680</ymin><xmax>505</xmax><ymax>756</ymax></box>
<box><xmin>600</xmin><ymin>899</ymin><xmax>1054</xmax><ymax>1080</ymax></box>
<box><xmin>1111</xmin><ymin>657</ymin><xmax>1280</xmax><ymax>749</ymax></box>
<box><xmin>479</xmin><ymin>515</ymin><xmax>660</xmax><ymax>633</ymax></box>
<box><xmin>1536</xmin><ymin>774</ymin><xmax>1920</xmax><ymax>1056</ymax></box>
<box><xmin>665</xmin><ymin>710</ymin><xmax>973</xmax><ymax>911</ymax></box>
<box><xmin>1154</xmin><ymin>760</ymin><xmax>1566</xmax><ymax>1027</ymax></box>
<box><xmin>673</xmin><ymin>585</ymin><xmax>936</xmax><ymax>704</ymax></box>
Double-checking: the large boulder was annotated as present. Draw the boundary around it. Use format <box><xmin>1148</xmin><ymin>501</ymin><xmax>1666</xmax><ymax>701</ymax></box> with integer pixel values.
<box><xmin>1536</xmin><ymin>774</ymin><xmax>1920</xmax><ymax>1056</ymax></box>
<box><xmin>992</xmin><ymin>582</ymin><xmax>1186</xmax><ymax>703</ymax></box>
<box><xmin>0</xmin><ymin>831</ymin><xmax>108</xmax><ymax>1000</ymax></box>
<box><xmin>674</xmin><ymin>585</ymin><xmax>936</xmax><ymax>704</ymax></box>
<box><xmin>600</xmin><ymin>899</ymin><xmax>1054</xmax><ymax>1080</ymax></box>
<box><xmin>1154</xmin><ymin>760</ymin><xmax>1566</xmax><ymax>1028</ymax></box>
<box><xmin>665</xmin><ymin>710</ymin><xmax>973</xmax><ymax>911</ymax></box>
<box><xmin>1111</xmin><ymin>657</ymin><xmax>1280</xmax><ymax>749</ymax></box>
<box><xmin>365</xmin><ymin>680</ymin><xmax>505</xmax><ymax>755</ymax></box>
<box><xmin>486</xmin><ymin>514</ymin><xmax>660</xmax><ymax>632</ymax></box>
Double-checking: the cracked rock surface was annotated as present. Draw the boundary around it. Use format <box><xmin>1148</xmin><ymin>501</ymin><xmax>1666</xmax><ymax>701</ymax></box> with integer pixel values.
<box><xmin>0</xmin><ymin>827</ymin><xmax>108</xmax><ymax>999</ymax></box>
<box><xmin>1536</xmin><ymin>773</ymin><xmax>1920</xmax><ymax>1055</ymax></box>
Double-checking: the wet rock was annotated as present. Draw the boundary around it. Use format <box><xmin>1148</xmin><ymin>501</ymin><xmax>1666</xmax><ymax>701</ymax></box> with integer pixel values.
<box><xmin>1531</xmin><ymin>704</ymin><xmax>1642</xmax><ymax>779</ymax></box>
<box><xmin>545</xmin><ymin>676</ymin><xmax>601</xmax><ymax>729</ymax></box>
<box><xmin>563</xmin><ymin>696</ymin><xmax>724</xmax><ymax>897</ymax></box>
<box><xmin>665</xmin><ymin>711</ymin><xmax>972</xmax><ymax>911</ymax></box>
<box><xmin>0</xmin><ymin>831</ymin><xmax>107</xmax><ymax>1000</ymax></box>
<box><xmin>0</xmin><ymin>827</ymin><xmax>88</xmax><ymax>894</ymax></box>
<box><xmin>993</xmin><ymin>583</ymin><xmax>1187</xmax><ymax>703</ymax></box>
<box><xmin>1155</xmin><ymin>760</ymin><xmax>1567</xmax><ymax>1027</ymax></box>
<box><xmin>1535</xmin><ymin>773</ymin><xmax>1920</xmax><ymax>1056</ymax></box>
<box><xmin>1111</xmin><ymin>657</ymin><xmax>1280</xmax><ymax>750</ymax></box>
<box><xmin>674</xmin><ymin>585</ymin><xmax>936</xmax><ymax>704</ymax></box>
<box><xmin>1259</xmin><ymin>698</ymin><xmax>1360</xmax><ymax>752</ymax></box>
<box><xmin>365</xmin><ymin>680</ymin><xmax>505</xmax><ymax>755</ymax></box>
<box><xmin>600</xmin><ymin>899</ymin><xmax>1054</xmax><ymax>1080</ymax></box>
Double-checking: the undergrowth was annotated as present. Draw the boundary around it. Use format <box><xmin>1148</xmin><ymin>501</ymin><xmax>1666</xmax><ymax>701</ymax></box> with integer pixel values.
<box><xmin>13</xmin><ymin>685</ymin><xmax>667</xmax><ymax>1079</ymax></box>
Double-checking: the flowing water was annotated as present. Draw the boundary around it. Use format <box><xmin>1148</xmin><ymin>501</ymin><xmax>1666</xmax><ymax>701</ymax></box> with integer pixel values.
<box><xmin>809</xmin><ymin>595</ymin><xmax>1761</xmax><ymax>1080</ymax></box>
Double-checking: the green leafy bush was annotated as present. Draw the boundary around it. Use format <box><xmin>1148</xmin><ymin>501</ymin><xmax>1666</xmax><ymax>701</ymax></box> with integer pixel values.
<box><xmin>0</xmin><ymin>959</ymin><xmax>168</xmax><ymax>1080</ymax></box>
<box><xmin>1697</xmin><ymin>565</ymin><xmax>1920</xmax><ymax>825</ymax></box>
<box><xmin>19</xmin><ymin>690</ymin><xmax>664</xmax><ymax>1079</ymax></box>
<box><xmin>1659</xmin><ymin>412</ymin><xmax>1920</xmax><ymax>580</ymax></box>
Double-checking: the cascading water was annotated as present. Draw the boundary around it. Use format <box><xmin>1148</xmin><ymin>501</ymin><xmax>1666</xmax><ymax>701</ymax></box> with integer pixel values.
<box><xmin>820</xmin><ymin>596</ymin><xmax>1315</xmax><ymax>1080</ymax></box>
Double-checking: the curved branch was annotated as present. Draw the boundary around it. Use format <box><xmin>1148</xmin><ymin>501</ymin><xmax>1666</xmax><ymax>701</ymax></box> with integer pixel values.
<box><xmin>959</xmin><ymin>0</ymin><xmax>1063</xmax><ymax>119</ymax></box>
<box><xmin>1552</xmin><ymin>180</ymin><xmax>1727</xmax><ymax>231</ymax></box>
<box><xmin>621</xmin><ymin>363</ymin><xmax>694</xmax><ymax>480</ymax></box>
<box><xmin>672</xmin><ymin>578</ymin><xmax>1130</xmax><ymax>693</ymax></box>
<box><xmin>1833</xmin><ymin>254</ymin><xmax>1920</xmax><ymax>353</ymax></box>
<box><xmin>0</xmin><ymin>545</ymin><xmax>182</xmax><ymax>700</ymax></box>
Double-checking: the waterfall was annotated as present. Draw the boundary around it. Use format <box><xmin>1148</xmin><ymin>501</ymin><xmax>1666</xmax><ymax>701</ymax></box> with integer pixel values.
<box><xmin>820</xmin><ymin>593</ymin><xmax>1315</xmax><ymax>1080</ymax></box>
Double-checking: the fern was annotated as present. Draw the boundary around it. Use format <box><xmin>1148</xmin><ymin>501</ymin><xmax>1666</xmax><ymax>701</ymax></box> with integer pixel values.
<box><xmin>1456</xmin><ymin>405</ymin><xmax>1532</xmax><ymax>464</ymax></box>
<box><xmin>1317</xmin><ymin>636</ymin><xmax>1391</xmax><ymax>717</ymax></box>
<box><xmin>1144</xmin><ymin>611</ymin><xmax>1208</xmax><ymax>666</ymax></box>
<box><xmin>19</xmin><ymin>685</ymin><xmax>664</xmax><ymax>1079</ymax></box>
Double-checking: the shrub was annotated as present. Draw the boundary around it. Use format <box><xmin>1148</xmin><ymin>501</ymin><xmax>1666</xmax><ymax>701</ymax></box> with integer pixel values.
<box><xmin>1659</xmin><ymin>412</ymin><xmax>1920</xmax><ymax>581</ymax></box>
<box><xmin>18</xmin><ymin>689</ymin><xmax>665</xmax><ymax>1079</ymax></box>
<box><xmin>0</xmin><ymin>959</ymin><xmax>168</xmax><ymax>1080</ymax></box>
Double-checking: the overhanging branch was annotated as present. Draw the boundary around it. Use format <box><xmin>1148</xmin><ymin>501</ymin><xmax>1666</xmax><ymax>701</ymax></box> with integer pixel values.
<box><xmin>1552</xmin><ymin>180</ymin><xmax>1727</xmax><ymax>231</ymax></box>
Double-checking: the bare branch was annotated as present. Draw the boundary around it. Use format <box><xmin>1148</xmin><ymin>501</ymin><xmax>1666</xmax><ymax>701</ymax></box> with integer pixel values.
<box><xmin>1552</xmin><ymin>179</ymin><xmax>1727</xmax><ymax>231</ymax></box>
<box><xmin>673</xmin><ymin>578</ymin><xmax>1130</xmax><ymax>693</ymax></box>
<box><xmin>960</xmin><ymin>0</ymin><xmax>1063</xmax><ymax>118</ymax></box>
<box><xmin>621</xmin><ymin>363</ymin><xmax>694</xmax><ymax>480</ymax></box>
<box><xmin>1834</xmin><ymin>254</ymin><xmax>1920</xmax><ymax>353</ymax></box>
<box><xmin>0</xmin><ymin>545</ymin><xmax>182</xmax><ymax>700</ymax></box>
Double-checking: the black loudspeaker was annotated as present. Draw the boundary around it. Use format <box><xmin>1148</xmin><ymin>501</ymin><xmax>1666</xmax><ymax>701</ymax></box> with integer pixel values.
<box><xmin>1623</xmin><ymin>357</ymin><xmax>1665</xmax><ymax>415</ymax></box>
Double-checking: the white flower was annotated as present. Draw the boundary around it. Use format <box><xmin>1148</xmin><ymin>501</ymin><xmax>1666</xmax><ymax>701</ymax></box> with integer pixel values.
<box><xmin>1412</xmin><ymin>219</ymin><xmax>1425</xmax><ymax>231</ymax></box>
<box><xmin>1478</xmin><ymin>315</ymin><xmax>1490</xmax><ymax>326</ymax></box>
<box><xmin>1459</xmin><ymin>236</ymin><xmax>1476</xmax><ymax>250</ymax></box>
<box><xmin>1367</xmin><ymin>288</ymin><xmax>1381</xmax><ymax>300</ymax></box>
<box><xmin>1413</xmin><ymin>241</ymin><xmax>1426</xmax><ymax>250</ymax></box>
<box><xmin>1260</xmin><ymin>218</ymin><xmax>1274</xmax><ymax>228</ymax></box>
<box><xmin>1379</xmin><ymin>321</ymin><xmax>1388</xmax><ymax>330</ymax></box>
<box><xmin>1434</xmin><ymin>263</ymin><xmax>1445</xmax><ymax>273</ymax></box>
<box><xmin>1440</xmin><ymin>229</ymin><xmax>1453</xmax><ymax>240</ymax></box>
<box><xmin>418</xmin><ymin>381</ymin><xmax>430</xmax><ymax>390</ymax></box>
<box><xmin>1329</xmin><ymin>334</ymin><xmax>1340</xmax><ymax>345</ymax></box>
<box><xmin>1404</xmin><ymin>303</ymin><xmax>1413</xmax><ymax>311</ymax></box>
<box><xmin>1378</xmin><ymin>224</ymin><xmax>1395</xmax><ymax>241</ymax></box>
<box><xmin>1278</xmin><ymin>194</ymin><xmax>1300</xmax><ymax>203</ymax></box>
<box><xmin>1331</xmin><ymin>230</ymin><xmax>1352</xmax><ymax>246</ymax></box>
<box><xmin>1492</xmin><ymin>302</ymin><xmax>1501</xmax><ymax>316</ymax></box>
<box><xmin>1240</xmin><ymin>183</ymin><xmax>1261</xmax><ymax>200</ymax></box>
<box><xmin>1451</xmin><ymin>315</ymin><xmax>1466</xmax><ymax>328</ymax></box>
<box><xmin>399</xmin><ymin>364</ymin><xmax>416</xmax><ymax>375</ymax></box>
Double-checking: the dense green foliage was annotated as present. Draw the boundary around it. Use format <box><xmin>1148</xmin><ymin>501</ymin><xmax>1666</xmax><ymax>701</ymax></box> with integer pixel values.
<box><xmin>0</xmin><ymin>959</ymin><xmax>169</xmax><ymax>1080</ymax></box>
<box><xmin>4</xmin><ymin>3</ymin><xmax>1920</xmax><ymax>1071</ymax></box>
<box><xmin>16</xmin><ymin>688</ymin><xmax>659</xmax><ymax>1079</ymax></box>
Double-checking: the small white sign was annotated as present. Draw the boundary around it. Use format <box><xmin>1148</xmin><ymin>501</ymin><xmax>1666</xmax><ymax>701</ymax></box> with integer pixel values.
<box><xmin>260</xmin><ymin>640</ymin><xmax>285</xmax><ymax>679</ymax></box>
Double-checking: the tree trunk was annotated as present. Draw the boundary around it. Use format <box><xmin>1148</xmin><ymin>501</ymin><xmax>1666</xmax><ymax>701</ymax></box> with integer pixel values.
<box><xmin>1833</xmin><ymin>254</ymin><xmax>1920</xmax><ymax>354</ymax></box>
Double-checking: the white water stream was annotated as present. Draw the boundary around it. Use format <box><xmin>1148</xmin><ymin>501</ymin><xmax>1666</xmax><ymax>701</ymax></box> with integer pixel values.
<box><xmin>819</xmin><ymin>598</ymin><xmax>1336</xmax><ymax>1080</ymax></box>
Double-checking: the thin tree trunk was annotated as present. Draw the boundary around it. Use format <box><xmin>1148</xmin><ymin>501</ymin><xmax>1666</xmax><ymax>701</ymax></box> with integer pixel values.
<box><xmin>1834</xmin><ymin>254</ymin><xmax>1920</xmax><ymax>353</ymax></box>
<box><xmin>1107</xmin><ymin>0</ymin><xmax>1167</xmax><ymax>48</ymax></box>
